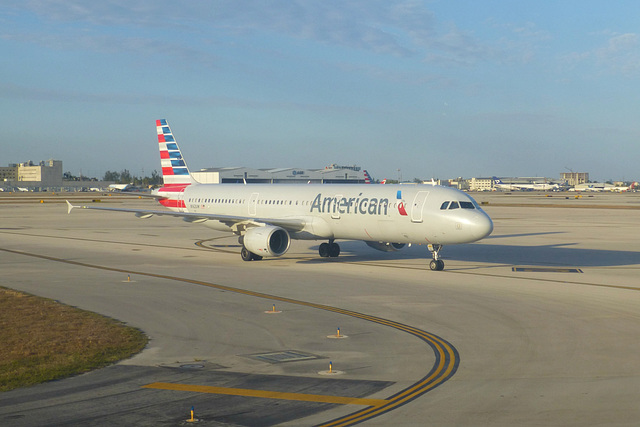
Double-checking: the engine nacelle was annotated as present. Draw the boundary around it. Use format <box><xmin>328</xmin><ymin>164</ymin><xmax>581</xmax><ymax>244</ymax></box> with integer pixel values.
<box><xmin>364</xmin><ymin>241</ymin><xmax>406</xmax><ymax>252</ymax></box>
<box><xmin>243</xmin><ymin>226</ymin><xmax>291</xmax><ymax>257</ymax></box>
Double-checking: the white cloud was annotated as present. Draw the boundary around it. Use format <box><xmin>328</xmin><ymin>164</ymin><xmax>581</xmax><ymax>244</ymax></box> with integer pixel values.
<box><xmin>594</xmin><ymin>33</ymin><xmax>640</xmax><ymax>74</ymax></box>
<box><xmin>4</xmin><ymin>1</ymin><xmax>554</xmax><ymax>70</ymax></box>
<box><xmin>562</xmin><ymin>32</ymin><xmax>640</xmax><ymax>76</ymax></box>
<box><xmin>424</xmin><ymin>24</ymin><xmax>498</xmax><ymax>65</ymax></box>
<box><xmin>7</xmin><ymin>1</ymin><xmax>434</xmax><ymax>56</ymax></box>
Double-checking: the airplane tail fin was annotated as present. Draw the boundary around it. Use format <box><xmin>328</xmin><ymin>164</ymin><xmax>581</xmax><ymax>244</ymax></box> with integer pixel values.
<box><xmin>156</xmin><ymin>119</ymin><xmax>195</xmax><ymax>187</ymax></box>
<box><xmin>363</xmin><ymin>170</ymin><xmax>372</xmax><ymax>184</ymax></box>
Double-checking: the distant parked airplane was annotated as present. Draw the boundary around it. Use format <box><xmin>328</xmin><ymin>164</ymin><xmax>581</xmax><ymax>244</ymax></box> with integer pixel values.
<box><xmin>493</xmin><ymin>177</ymin><xmax>559</xmax><ymax>191</ymax></box>
<box><xmin>613</xmin><ymin>182</ymin><xmax>638</xmax><ymax>192</ymax></box>
<box><xmin>108</xmin><ymin>183</ymin><xmax>132</xmax><ymax>191</ymax></box>
<box><xmin>572</xmin><ymin>183</ymin><xmax>614</xmax><ymax>192</ymax></box>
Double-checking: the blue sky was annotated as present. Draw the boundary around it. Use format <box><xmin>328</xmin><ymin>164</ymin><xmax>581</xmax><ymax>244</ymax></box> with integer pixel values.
<box><xmin>1</xmin><ymin>1</ymin><xmax>639</xmax><ymax>182</ymax></box>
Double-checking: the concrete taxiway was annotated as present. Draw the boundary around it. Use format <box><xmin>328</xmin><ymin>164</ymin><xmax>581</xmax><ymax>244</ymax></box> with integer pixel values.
<box><xmin>0</xmin><ymin>191</ymin><xmax>639</xmax><ymax>426</ymax></box>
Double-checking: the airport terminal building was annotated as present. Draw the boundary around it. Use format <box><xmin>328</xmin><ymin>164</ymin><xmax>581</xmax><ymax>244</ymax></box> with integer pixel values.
<box><xmin>1</xmin><ymin>160</ymin><xmax>63</xmax><ymax>190</ymax></box>
<box><xmin>192</xmin><ymin>164</ymin><xmax>371</xmax><ymax>184</ymax></box>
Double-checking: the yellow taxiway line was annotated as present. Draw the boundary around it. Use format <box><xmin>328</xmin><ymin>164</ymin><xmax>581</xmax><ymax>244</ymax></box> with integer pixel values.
<box><xmin>142</xmin><ymin>382</ymin><xmax>387</xmax><ymax>407</ymax></box>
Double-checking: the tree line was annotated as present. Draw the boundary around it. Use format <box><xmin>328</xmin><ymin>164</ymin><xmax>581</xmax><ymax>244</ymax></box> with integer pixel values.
<box><xmin>64</xmin><ymin>170</ymin><xmax>162</xmax><ymax>186</ymax></box>
<box><xmin>102</xmin><ymin>169</ymin><xmax>162</xmax><ymax>186</ymax></box>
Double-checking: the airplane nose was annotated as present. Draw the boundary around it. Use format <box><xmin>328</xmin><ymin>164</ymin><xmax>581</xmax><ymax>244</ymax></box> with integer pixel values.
<box><xmin>471</xmin><ymin>212</ymin><xmax>493</xmax><ymax>241</ymax></box>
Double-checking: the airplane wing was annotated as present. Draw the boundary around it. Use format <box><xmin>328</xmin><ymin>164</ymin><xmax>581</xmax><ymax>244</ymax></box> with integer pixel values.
<box><xmin>111</xmin><ymin>191</ymin><xmax>165</xmax><ymax>199</ymax></box>
<box><xmin>65</xmin><ymin>201</ymin><xmax>307</xmax><ymax>232</ymax></box>
<box><xmin>105</xmin><ymin>190</ymin><xmax>167</xmax><ymax>200</ymax></box>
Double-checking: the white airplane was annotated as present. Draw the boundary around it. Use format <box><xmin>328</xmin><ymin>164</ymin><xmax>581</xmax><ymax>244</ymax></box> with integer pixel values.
<box><xmin>67</xmin><ymin>120</ymin><xmax>493</xmax><ymax>271</ymax></box>
<box><xmin>108</xmin><ymin>183</ymin><xmax>132</xmax><ymax>191</ymax></box>
<box><xmin>613</xmin><ymin>182</ymin><xmax>638</xmax><ymax>192</ymax></box>
<box><xmin>572</xmin><ymin>182</ymin><xmax>614</xmax><ymax>192</ymax></box>
<box><xmin>576</xmin><ymin>182</ymin><xmax>638</xmax><ymax>192</ymax></box>
<box><xmin>493</xmin><ymin>177</ymin><xmax>559</xmax><ymax>191</ymax></box>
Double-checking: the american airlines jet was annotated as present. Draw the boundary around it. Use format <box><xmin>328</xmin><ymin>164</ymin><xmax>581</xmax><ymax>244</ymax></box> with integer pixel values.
<box><xmin>493</xmin><ymin>177</ymin><xmax>559</xmax><ymax>191</ymax></box>
<box><xmin>67</xmin><ymin>120</ymin><xmax>493</xmax><ymax>271</ymax></box>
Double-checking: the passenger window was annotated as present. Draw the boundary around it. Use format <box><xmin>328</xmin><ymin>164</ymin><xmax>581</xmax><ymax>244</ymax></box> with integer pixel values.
<box><xmin>449</xmin><ymin>201</ymin><xmax>459</xmax><ymax>210</ymax></box>
<box><xmin>440</xmin><ymin>201</ymin><xmax>450</xmax><ymax>210</ymax></box>
<box><xmin>460</xmin><ymin>201</ymin><xmax>475</xmax><ymax>209</ymax></box>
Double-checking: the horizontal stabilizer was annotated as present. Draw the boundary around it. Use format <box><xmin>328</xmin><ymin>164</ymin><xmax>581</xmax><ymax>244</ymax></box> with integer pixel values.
<box><xmin>66</xmin><ymin>200</ymin><xmax>76</xmax><ymax>214</ymax></box>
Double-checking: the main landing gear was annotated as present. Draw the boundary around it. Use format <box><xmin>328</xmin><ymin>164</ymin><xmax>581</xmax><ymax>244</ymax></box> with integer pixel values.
<box><xmin>238</xmin><ymin>236</ymin><xmax>262</xmax><ymax>261</ymax></box>
<box><xmin>240</xmin><ymin>246</ymin><xmax>263</xmax><ymax>261</ymax></box>
<box><xmin>319</xmin><ymin>239</ymin><xmax>340</xmax><ymax>258</ymax></box>
<box><xmin>428</xmin><ymin>244</ymin><xmax>445</xmax><ymax>271</ymax></box>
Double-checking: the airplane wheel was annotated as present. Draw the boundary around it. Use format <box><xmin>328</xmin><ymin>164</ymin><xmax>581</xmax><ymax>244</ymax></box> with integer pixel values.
<box><xmin>319</xmin><ymin>242</ymin><xmax>330</xmax><ymax>257</ymax></box>
<box><xmin>241</xmin><ymin>247</ymin><xmax>253</xmax><ymax>261</ymax></box>
<box><xmin>251</xmin><ymin>253</ymin><xmax>263</xmax><ymax>261</ymax></box>
<box><xmin>430</xmin><ymin>259</ymin><xmax>445</xmax><ymax>271</ymax></box>
<box><xmin>328</xmin><ymin>242</ymin><xmax>340</xmax><ymax>257</ymax></box>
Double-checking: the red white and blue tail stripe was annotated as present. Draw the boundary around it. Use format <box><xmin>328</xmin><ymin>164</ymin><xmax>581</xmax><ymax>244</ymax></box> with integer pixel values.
<box><xmin>157</xmin><ymin>119</ymin><xmax>193</xmax><ymax>186</ymax></box>
<box><xmin>363</xmin><ymin>170</ymin><xmax>372</xmax><ymax>184</ymax></box>
<box><xmin>156</xmin><ymin>119</ymin><xmax>193</xmax><ymax>210</ymax></box>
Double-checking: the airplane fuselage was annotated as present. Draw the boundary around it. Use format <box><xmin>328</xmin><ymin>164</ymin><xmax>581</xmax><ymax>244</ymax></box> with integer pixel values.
<box><xmin>163</xmin><ymin>183</ymin><xmax>493</xmax><ymax>247</ymax></box>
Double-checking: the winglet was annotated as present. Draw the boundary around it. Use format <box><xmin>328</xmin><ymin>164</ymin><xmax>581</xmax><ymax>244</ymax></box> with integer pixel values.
<box><xmin>66</xmin><ymin>200</ymin><xmax>76</xmax><ymax>214</ymax></box>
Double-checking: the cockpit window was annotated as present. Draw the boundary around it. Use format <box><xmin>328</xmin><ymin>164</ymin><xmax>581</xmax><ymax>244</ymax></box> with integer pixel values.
<box><xmin>442</xmin><ymin>200</ymin><xmax>477</xmax><ymax>210</ymax></box>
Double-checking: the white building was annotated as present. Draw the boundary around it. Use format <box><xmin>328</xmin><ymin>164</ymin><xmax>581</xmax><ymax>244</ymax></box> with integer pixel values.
<box><xmin>192</xmin><ymin>164</ymin><xmax>371</xmax><ymax>184</ymax></box>
<box><xmin>2</xmin><ymin>160</ymin><xmax>63</xmax><ymax>188</ymax></box>
<box><xmin>469</xmin><ymin>177</ymin><xmax>494</xmax><ymax>191</ymax></box>
<box><xmin>560</xmin><ymin>172</ymin><xmax>589</xmax><ymax>187</ymax></box>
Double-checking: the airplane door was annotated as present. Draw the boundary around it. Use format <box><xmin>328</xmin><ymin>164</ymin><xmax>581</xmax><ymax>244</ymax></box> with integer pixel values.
<box><xmin>410</xmin><ymin>191</ymin><xmax>429</xmax><ymax>223</ymax></box>
<box><xmin>248</xmin><ymin>193</ymin><xmax>259</xmax><ymax>216</ymax></box>
<box><xmin>178</xmin><ymin>189</ymin><xmax>186</xmax><ymax>213</ymax></box>
<box><xmin>331</xmin><ymin>195</ymin><xmax>343</xmax><ymax>219</ymax></box>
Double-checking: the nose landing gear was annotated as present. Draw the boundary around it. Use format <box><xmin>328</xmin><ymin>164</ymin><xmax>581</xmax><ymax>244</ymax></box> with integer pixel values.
<box><xmin>428</xmin><ymin>244</ymin><xmax>445</xmax><ymax>271</ymax></box>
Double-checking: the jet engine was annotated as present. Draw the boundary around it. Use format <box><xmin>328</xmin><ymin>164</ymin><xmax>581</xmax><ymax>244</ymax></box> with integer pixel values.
<box><xmin>243</xmin><ymin>226</ymin><xmax>291</xmax><ymax>257</ymax></box>
<box><xmin>364</xmin><ymin>241</ymin><xmax>406</xmax><ymax>252</ymax></box>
